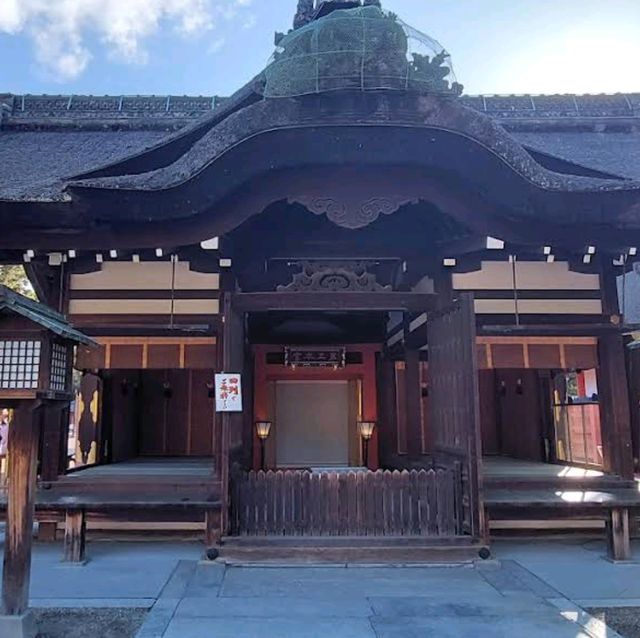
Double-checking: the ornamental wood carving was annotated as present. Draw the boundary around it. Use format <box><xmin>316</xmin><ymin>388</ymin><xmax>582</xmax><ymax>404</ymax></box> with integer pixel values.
<box><xmin>277</xmin><ymin>261</ymin><xmax>391</xmax><ymax>292</ymax></box>
<box><xmin>289</xmin><ymin>195</ymin><xmax>419</xmax><ymax>229</ymax></box>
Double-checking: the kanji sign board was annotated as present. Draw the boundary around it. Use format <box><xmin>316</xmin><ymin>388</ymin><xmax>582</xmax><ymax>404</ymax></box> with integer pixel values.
<box><xmin>214</xmin><ymin>373</ymin><xmax>243</xmax><ymax>412</ymax></box>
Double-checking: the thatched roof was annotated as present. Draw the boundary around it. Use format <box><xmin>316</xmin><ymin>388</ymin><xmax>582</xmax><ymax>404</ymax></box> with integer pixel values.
<box><xmin>1</xmin><ymin>92</ymin><xmax>638</xmax><ymax>203</ymax></box>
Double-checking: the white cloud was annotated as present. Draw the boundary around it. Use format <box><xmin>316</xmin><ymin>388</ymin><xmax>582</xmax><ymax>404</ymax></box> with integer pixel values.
<box><xmin>0</xmin><ymin>0</ymin><xmax>252</xmax><ymax>81</ymax></box>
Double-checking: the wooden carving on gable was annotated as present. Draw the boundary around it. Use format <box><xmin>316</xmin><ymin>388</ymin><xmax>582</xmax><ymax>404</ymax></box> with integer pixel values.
<box><xmin>291</xmin><ymin>195</ymin><xmax>418</xmax><ymax>230</ymax></box>
<box><xmin>277</xmin><ymin>261</ymin><xmax>391</xmax><ymax>292</ymax></box>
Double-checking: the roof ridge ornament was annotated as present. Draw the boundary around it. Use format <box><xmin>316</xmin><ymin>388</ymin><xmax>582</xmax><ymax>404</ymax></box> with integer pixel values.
<box><xmin>267</xmin><ymin>4</ymin><xmax>463</xmax><ymax>98</ymax></box>
<box><xmin>294</xmin><ymin>1</ymin><xmax>382</xmax><ymax>29</ymax></box>
<box><xmin>293</xmin><ymin>0</ymin><xmax>315</xmax><ymax>29</ymax></box>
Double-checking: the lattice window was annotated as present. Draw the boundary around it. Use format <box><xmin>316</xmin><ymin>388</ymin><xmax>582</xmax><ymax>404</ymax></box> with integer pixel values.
<box><xmin>50</xmin><ymin>343</ymin><xmax>68</xmax><ymax>392</ymax></box>
<box><xmin>0</xmin><ymin>340</ymin><xmax>41</xmax><ymax>390</ymax></box>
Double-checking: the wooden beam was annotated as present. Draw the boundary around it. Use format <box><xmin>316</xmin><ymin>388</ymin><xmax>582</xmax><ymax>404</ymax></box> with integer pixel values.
<box><xmin>478</xmin><ymin>324</ymin><xmax>623</xmax><ymax>337</ymax></box>
<box><xmin>24</xmin><ymin>263</ymin><xmax>63</xmax><ymax>310</ymax></box>
<box><xmin>232</xmin><ymin>292</ymin><xmax>436</xmax><ymax>313</ymax></box>
<box><xmin>1</xmin><ymin>401</ymin><xmax>39</xmax><ymax>616</ymax></box>
<box><xmin>600</xmin><ymin>260</ymin><xmax>621</xmax><ymax>318</ymax></box>
<box><xmin>478</xmin><ymin>336</ymin><xmax>599</xmax><ymax>345</ymax></box>
<box><xmin>436</xmin><ymin>236</ymin><xmax>505</xmax><ymax>257</ymax></box>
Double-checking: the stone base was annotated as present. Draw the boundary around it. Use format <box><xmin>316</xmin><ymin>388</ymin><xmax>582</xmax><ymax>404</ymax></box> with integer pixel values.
<box><xmin>0</xmin><ymin>612</ymin><xmax>38</xmax><ymax>638</ymax></box>
<box><xmin>58</xmin><ymin>559</ymin><xmax>90</xmax><ymax>567</ymax></box>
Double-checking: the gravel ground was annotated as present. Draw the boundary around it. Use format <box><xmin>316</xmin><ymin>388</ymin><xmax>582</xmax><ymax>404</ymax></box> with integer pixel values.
<box><xmin>588</xmin><ymin>608</ymin><xmax>640</xmax><ymax>638</ymax></box>
<box><xmin>34</xmin><ymin>608</ymin><xmax>147</xmax><ymax>638</ymax></box>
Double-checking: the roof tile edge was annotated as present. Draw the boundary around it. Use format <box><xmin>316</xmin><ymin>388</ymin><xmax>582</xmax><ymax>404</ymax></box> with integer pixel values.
<box><xmin>0</xmin><ymin>92</ymin><xmax>638</xmax><ymax>131</ymax></box>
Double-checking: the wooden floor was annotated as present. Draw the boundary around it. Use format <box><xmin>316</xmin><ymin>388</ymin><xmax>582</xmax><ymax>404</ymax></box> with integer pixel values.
<box><xmin>482</xmin><ymin>456</ymin><xmax>603</xmax><ymax>480</ymax></box>
<box><xmin>483</xmin><ymin>456</ymin><xmax>640</xmax><ymax>537</ymax></box>
<box><xmin>60</xmin><ymin>457</ymin><xmax>600</xmax><ymax>482</ymax></box>
<box><xmin>0</xmin><ymin>456</ymin><xmax>221</xmax><ymax>534</ymax></box>
<box><xmin>46</xmin><ymin>457</ymin><xmax>220</xmax><ymax>506</ymax></box>
<box><xmin>62</xmin><ymin>457</ymin><xmax>215</xmax><ymax>481</ymax></box>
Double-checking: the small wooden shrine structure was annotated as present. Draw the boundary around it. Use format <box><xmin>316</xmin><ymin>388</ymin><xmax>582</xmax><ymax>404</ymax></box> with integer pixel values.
<box><xmin>1</xmin><ymin>0</ymin><xmax>640</xmax><ymax>562</ymax></box>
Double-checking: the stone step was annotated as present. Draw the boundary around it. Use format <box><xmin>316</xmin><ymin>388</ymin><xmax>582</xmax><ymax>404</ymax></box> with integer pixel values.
<box><xmin>217</xmin><ymin>535</ymin><xmax>490</xmax><ymax>564</ymax></box>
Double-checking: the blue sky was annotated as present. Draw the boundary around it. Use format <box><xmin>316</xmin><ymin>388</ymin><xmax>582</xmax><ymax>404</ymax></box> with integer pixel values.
<box><xmin>0</xmin><ymin>0</ymin><xmax>638</xmax><ymax>97</ymax></box>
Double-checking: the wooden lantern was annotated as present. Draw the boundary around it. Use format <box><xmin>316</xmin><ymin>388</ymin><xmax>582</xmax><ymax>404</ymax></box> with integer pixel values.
<box><xmin>0</xmin><ymin>286</ymin><xmax>95</xmax><ymax>634</ymax></box>
<box><xmin>0</xmin><ymin>287</ymin><xmax>94</xmax><ymax>403</ymax></box>
<box><xmin>0</xmin><ymin>334</ymin><xmax>73</xmax><ymax>402</ymax></box>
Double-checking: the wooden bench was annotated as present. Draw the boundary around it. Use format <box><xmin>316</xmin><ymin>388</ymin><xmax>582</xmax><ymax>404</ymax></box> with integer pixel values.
<box><xmin>485</xmin><ymin>487</ymin><xmax>640</xmax><ymax>561</ymax></box>
<box><xmin>0</xmin><ymin>494</ymin><xmax>222</xmax><ymax>563</ymax></box>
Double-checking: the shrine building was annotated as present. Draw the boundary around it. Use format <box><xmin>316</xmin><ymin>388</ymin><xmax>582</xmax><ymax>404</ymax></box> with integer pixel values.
<box><xmin>1</xmin><ymin>0</ymin><xmax>640</xmax><ymax>560</ymax></box>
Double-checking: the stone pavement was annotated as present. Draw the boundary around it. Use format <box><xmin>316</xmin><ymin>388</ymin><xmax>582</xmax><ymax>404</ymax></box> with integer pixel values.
<box><xmin>138</xmin><ymin>560</ymin><xmax>615</xmax><ymax>638</ymax></box>
<box><xmin>5</xmin><ymin>534</ymin><xmax>640</xmax><ymax>637</ymax></box>
<box><xmin>497</xmin><ymin>538</ymin><xmax>640</xmax><ymax>607</ymax></box>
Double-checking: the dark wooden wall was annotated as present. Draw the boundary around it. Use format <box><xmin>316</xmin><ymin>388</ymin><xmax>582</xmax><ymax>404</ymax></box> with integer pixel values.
<box><xmin>107</xmin><ymin>371</ymin><xmax>141</xmax><ymax>462</ymax></box>
<box><xmin>491</xmin><ymin>369</ymin><xmax>544</xmax><ymax>462</ymax></box>
<box><xmin>478</xmin><ymin>370</ymin><xmax>499</xmax><ymax>456</ymax></box>
<box><xmin>139</xmin><ymin>370</ymin><xmax>215</xmax><ymax>457</ymax></box>
<box><xmin>105</xmin><ymin>369</ymin><xmax>215</xmax><ymax>459</ymax></box>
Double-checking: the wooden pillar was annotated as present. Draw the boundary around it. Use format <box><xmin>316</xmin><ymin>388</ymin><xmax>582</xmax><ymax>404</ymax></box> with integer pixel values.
<box><xmin>63</xmin><ymin>509</ymin><xmax>86</xmax><ymax>564</ymax></box>
<box><xmin>598</xmin><ymin>334</ymin><xmax>634</xmax><ymax>480</ymax></box>
<box><xmin>241</xmin><ymin>347</ymin><xmax>255</xmax><ymax>470</ymax></box>
<box><xmin>362</xmin><ymin>348</ymin><xmax>379</xmax><ymax>470</ymax></box>
<box><xmin>627</xmin><ymin>349</ymin><xmax>640</xmax><ymax>471</ymax></box>
<box><xmin>204</xmin><ymin>509</ymin><xmax>221</xmax><ymax>547</ymax></box>
<box><xmin>377</xmin><ymin>355</ymin><xmax>398</xmax><ymax>467</ymax></box>
<box><xmin>218</xmin><ymin>296</ymin><xmax>231</xmax><ymax>538</ymax></box>
<box><xmin>39</xmin><ymin>403</ymin><xmax>65</xmax><ymax>482</ymax></box>
<box><xmin>607</xmin><ymin>507</ymin><xmax>631</xmax><ymax>561</ymax></box>
<box><xmin>252</xmin><ymin>346</ymin><xmax>268</xmax><ymax>471</ymax></box>
<box><xmin>1</xmin><ymin>401</ymin><xmax>39</xmax><ymax>617</ymax></box>
<box><xmin>433</xmin><ymin>266</ymin><xmax>454</xmax><ymax>310</ymax></box>
<box><xmin>404</xmin><ymin>312</ymin><xmax>423</xmax><ymax>462</ymax></box>
<box><xmin>218</xmin><ymin>288</ymin><xmax>245</xmax><ymax>538</ymax></box>
<box><xmin>404</xmin><ymin>348</ymin><xmax>423</xmax><ymax>461</ymax></box>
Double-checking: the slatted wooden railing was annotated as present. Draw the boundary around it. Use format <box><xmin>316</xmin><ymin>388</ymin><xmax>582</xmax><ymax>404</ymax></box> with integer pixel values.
<box><xmin>231</xmin><ymin>468</ymin><xmax>463</xmax><ymax>537</ymax></box>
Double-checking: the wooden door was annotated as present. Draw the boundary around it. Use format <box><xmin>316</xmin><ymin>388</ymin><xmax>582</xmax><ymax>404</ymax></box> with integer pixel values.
<box><xmin>496</xmin><ymin>369</ymin><xmax>544</xmax><ymax>462</ymax></box>
<box><xmin>274</xmin><ymin>380</ymin><xmax>350</xmax><ymax>468</ymax></box>
<box><xmin>428</xmin><ymin>293</ymin><xmax>484</xmax><ymax>540</ymax></box>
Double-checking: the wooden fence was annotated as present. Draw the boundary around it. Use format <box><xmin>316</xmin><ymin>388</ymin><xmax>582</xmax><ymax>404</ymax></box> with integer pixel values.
<box><xmin>231</xmin><ymin>468</ymin><xmax>463</xmax><ymax>537</ymax></box>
